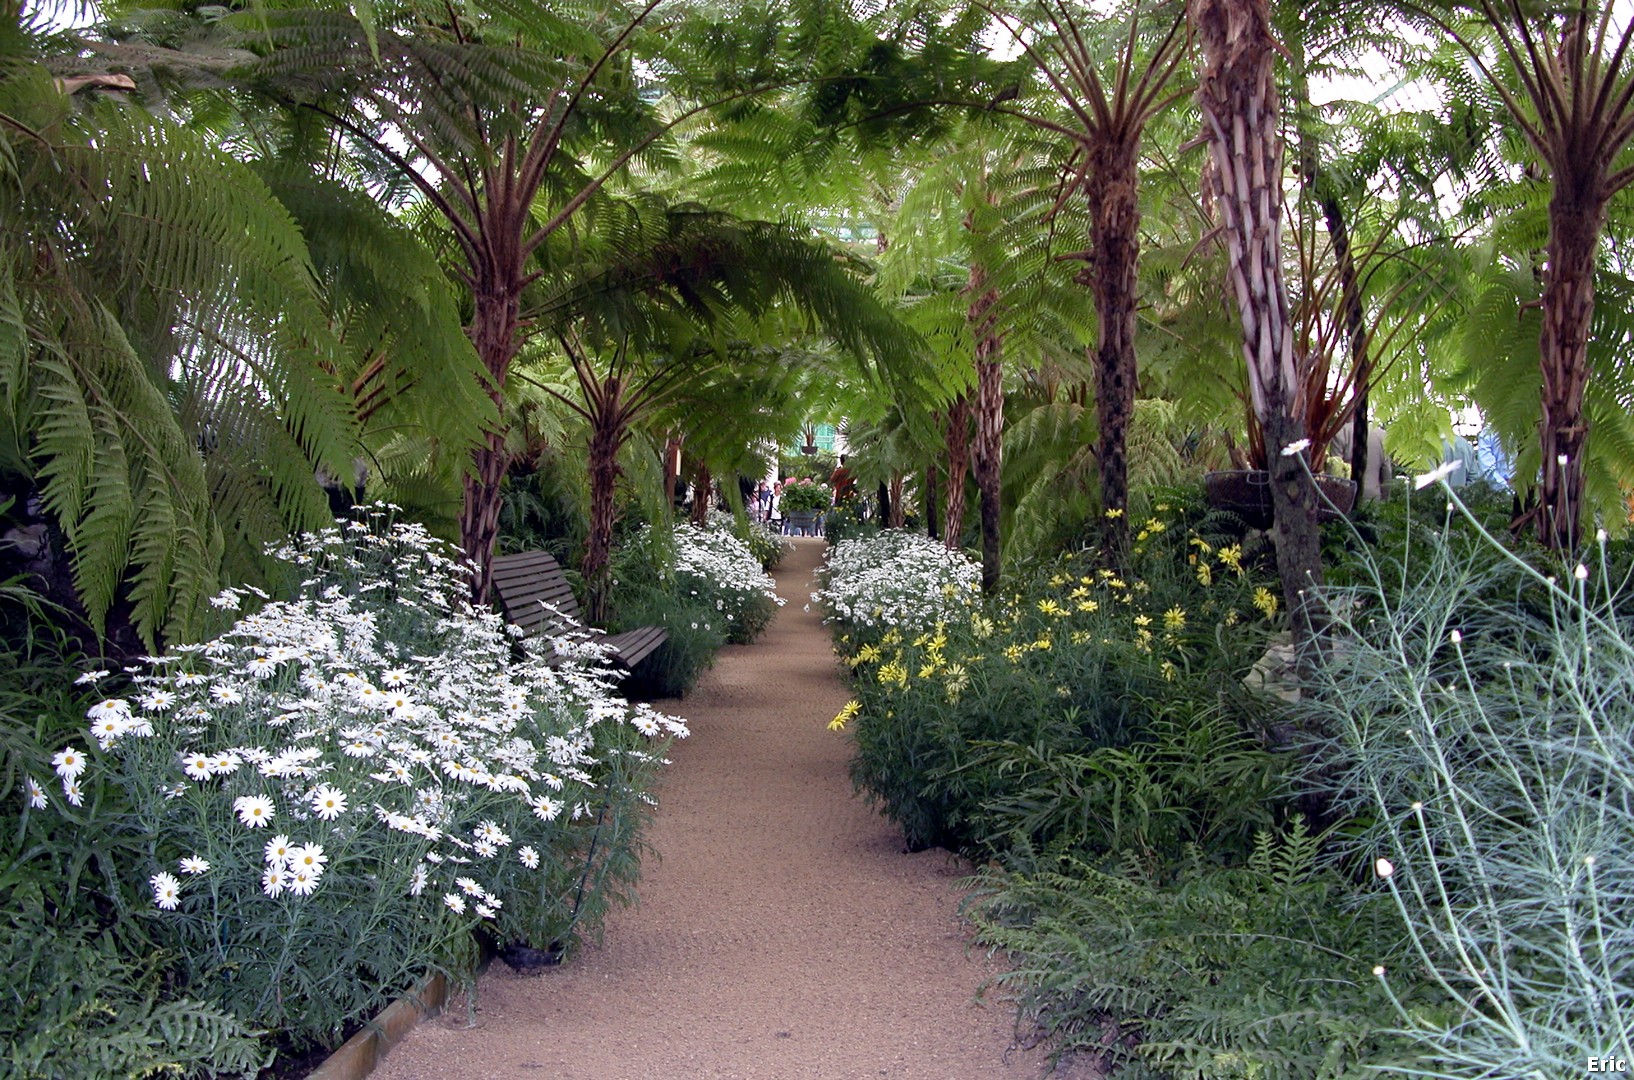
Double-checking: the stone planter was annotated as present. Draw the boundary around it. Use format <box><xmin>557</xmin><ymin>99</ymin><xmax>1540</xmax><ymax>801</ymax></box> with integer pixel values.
<box><xmin>1202</xmin><ymin>470</ymin><xmax>1357</xmax><ymax>529</ymax></box>
<box><xmin>784</xmin><ymin>510</ymin><xmax>823</xmax><ymax>536</ymax></box>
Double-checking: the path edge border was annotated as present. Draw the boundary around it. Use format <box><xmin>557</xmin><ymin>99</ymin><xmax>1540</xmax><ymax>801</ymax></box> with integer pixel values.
<box><xmin>308</xmin><ymin>947</ymin><xmax>493</xmax><ymax>1080</ymax></box>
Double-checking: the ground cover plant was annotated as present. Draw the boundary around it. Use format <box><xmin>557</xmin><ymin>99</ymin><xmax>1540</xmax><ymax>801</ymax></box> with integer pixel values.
<box><xmin>19</xmin><ymin>511</ymin><xmax>686</xmax><ymax>1057</ymax></box>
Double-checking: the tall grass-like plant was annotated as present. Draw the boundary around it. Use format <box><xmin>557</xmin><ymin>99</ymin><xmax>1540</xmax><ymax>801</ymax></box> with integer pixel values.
<box><xmin>1301</xmin><ymin>481</ymin><xmax>1634</xmax><ymax>1077</ymax></box>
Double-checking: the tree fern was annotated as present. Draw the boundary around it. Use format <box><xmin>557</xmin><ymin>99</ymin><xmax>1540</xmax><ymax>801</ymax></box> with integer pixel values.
<box><xmin>3</xmin><ymin>49</ymin><xmax>357</xmax><ymax>644</ymax></box>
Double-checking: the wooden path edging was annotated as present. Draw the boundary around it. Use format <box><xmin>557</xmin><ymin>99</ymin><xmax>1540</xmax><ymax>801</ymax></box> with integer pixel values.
<box><xmin>310</xmin><ymin>947</ymin><xmax>493</xmax><ymax>1080</ymax></box>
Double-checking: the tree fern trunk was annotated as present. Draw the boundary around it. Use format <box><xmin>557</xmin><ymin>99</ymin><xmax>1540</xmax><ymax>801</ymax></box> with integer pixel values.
<box><xmin>584</xmin><ymin>379</ymin><xmax>626</xmax><ymax>627</ymax></box>
<box><xmin>925</xmin><ymin>455</ymin><xmax>940</xmax><ymax>540</ymax></box>
<box><xmin>968</xmin><ymin>268</ymin><xmax>1004</xmax><ymax>595</ymax></box>
<box><xmin>888</xmin><ymin>473</ymin><xmax>905</xmax><ymax>528</ymax></box>
<box><xmin>944</xmin><ymin>393</ymin><xmax>971</xmax><ymax>548</ymax></box>
<box><xmin>1191</xmin><ymin>0</ymin><xmax>1324</xmax><ymax>654</ymax></box>
<box><xmin>1080</xmin><ymin>136</ymin><xmax>1141</xmax><ymax>558</ymax></box>
<box><xmin>461</xmin><ymin>287</ymin><xmax>521</xmax><ymax>604</ymax></box>
<box><xmin>1536</xmin><ymin>191</ymin><xmax>1602</xmax><ymax>550</ymax></box>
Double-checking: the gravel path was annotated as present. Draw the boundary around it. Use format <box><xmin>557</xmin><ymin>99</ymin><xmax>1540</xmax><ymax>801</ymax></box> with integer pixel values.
<box><xmin>373</xmin><ymin>539</ymin><xmax>1084</xmax><ymax>1080</ymax></box>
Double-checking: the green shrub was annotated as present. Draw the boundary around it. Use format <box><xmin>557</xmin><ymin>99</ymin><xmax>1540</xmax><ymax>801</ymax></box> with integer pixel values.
<box><xmin>825</xmin><ymin>510</ymin><xmax>1283</xmax><ymax>856</ymax></box>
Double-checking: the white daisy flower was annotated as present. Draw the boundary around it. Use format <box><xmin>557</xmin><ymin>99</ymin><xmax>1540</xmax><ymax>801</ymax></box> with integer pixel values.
<box><xmin>408</xmin><ymin>865</ymin><xmax>428</xmax><ymax>896</ymax></box>
<box><xmin>309</xmin><ymin>785</ymin><xmax>348</xmax><ymax>820</ymax></box>
<box><xmin>286</xmin><ymin>868</ymin><xmax>320</xmax><ymax>897</ymax></box>
<box><xmin>209</xmin><ymin>685</ymin><xmax>245</xmax><ymax>705</ymax></box>
<box><xmin>261</xmin><ymin>866</ymin><xmax>288</xmax><ymax>897</ymax></box>
<box><xmin>138</xmin><ymin>689</ymin><xmax>176</xmax><ymax>711</ymax></box>
<box><xmin>25</xmin><ymin>778</ymin><xmax>47</xmax><ymax>809</ymax></box>
<box><xmin>518</xmin><ymin>846</ymin><xmax>540</xmax><ymax>869</ymax></box>
<box><xmin>289</xmin><ymin>843</ymin><xmax>328</xmax><ymax>877</ymax></box>
<box><xmin>62</xmin><ymin>779</ymin><xmax>83</xmax><ymax>807</ymax></box>
<box><xmin>150</xmin><ymin>871</ymin><xmax>182</xmax><ymax>910</ymax></box>
<box><xmin>74</xmin><ymin>669</ymin><xmax>111</xmax><ymax>685</ymax></box>
<box><xmin>233</xmin><ymin>794</ymin><xmax>275</xmax><ymax>828</ymax></box>
<box><xmin>179</xmin><ymin>856</ymin><xmax>211</xmax><ymax>875</ymax></box>
<box><xmin>443</xmin><ymin>893</ymin><xmax>466</xmax><ymax>914</ymax></box>
<box><xmin>530</xmin><ymin>795</ymin><xmax>563</xmax><ymax>822</ymax></box>
<box><xmin>181</xmin><ymin>752</ymin><xmax>215</xmax><ymax>781</ymax></box>
<box><xmin>51</xmin><ymin>746</ymin><xmax>88</xmax><ymax>780</ymax></box>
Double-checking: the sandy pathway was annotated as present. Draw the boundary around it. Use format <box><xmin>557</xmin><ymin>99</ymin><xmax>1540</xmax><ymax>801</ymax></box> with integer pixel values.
<box><xmin>374</xmin><ymin>539</ymin><xmax>1076</xmax><ymax>1080</ymax></box>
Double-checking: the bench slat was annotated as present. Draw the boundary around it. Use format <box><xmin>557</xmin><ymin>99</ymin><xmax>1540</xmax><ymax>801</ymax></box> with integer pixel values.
<box><xmin>491</xmin><ymin>550</ymin><xmax>666</xmax><ymax>671</ymax></box>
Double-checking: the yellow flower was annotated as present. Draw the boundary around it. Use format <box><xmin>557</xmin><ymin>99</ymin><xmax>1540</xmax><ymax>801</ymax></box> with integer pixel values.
<box><xmin>828</xmin><ymin>700</ymin><xmax>862</xmax><ymax>731</ymax></box>
<box><xmin>1108</xmin><ymin>577</ymin><xmax>1127</xmax><ymax>590</ymax></box>
<box><xmin>1218</xmin><ymin>544</ymin><xmax>1244</xmax><ymax>573</ymax></box>
<box><xmin>1098</xmin><ymin>569</ymin><xmax>1115</xmax><ymax>580</ymax></box>
<box><xmin>1038</xmin><ymin>599</ymin><xmax>1067</xmax><ymax>617</ymax></box>
<box><xmin>1133</xmin><ymin>614</ymin><xmax>1153</xmax><ymax>628</ymax></box>
<box><xmin>882</xmin><ymin>629</ymin><xmax>902</xmax><ymax>646</ymax></box>
<box><xmin>1160</xmin><ymin>660</ymin><xmax>1179</xmax><ymax>682</ymax></box>
<box><xmin>944</xmin><ymin>664</ymin><xmax>970</xmax><ymax>702</ymax></box>
<box><xmin>1253</xmin><ymin>587</ymin><xmax>1279</xmax><ymax>619</ymax></box>
<box><xmin>1104</xmin><ymin>507</ymin><xmax>1125</xmax><ymax>519</ymax></box>
<box><xmin>1163</xmin><ymin>606</ymin><xmax>1186</xmax><ymax>632</ymax></box>
<box><xmin>971</xmin><ymin>615</ymin><xmax>995</xmax><ymax>640</ymax></box>
<box><xmin>918</xmin><ymin>663</ymin><xmax>941</xmax><ymax>679</ymax></box>
<box><xmin>1070</xmin><ymin>630</ymin><xmax>1091</xmax><ymax>644</ymax></box>
<box><xmin>1032</xmin><ymin>635</ymin><xmax>1052</xmax><ymax>651</ymax></box>
<box><xmin>1076</xmin><ymin>599</ymin><xmax>1100</xmax><ymax>613</ymax></box>
<box><xmin>1224</xmin><ymin>609</ymin><xmax>1240</xmax><ymax>627</ymax></box>
<box><xmin>1196</xmin><ymin>562</ymin><xmax>1213</xmax><ymax>586</ymax></box>
<box><xmin>877</xmin><ymin>660</ymin><xmax>908</xmax><ymax>687</ymax></box>
<box><xmin>1049</xmin><ymin>573</ymin><xmax>1068</xmax><ymax>587</ymax></box>
<box><xmin>1136</xmin><ymin>530</ymin><xmax>1149</xmax><ymax>542</ymax></box>
<box><xmin>1003</xmin><ymin>643</ymin><xmax>1026</xmax><ymax>664</ymax></box>
<box><xmin>1156</xmin><ymin>502</ymin><xmax>1171</xmax><ymax>512</ymax></box>
<box><xmin>1069</xmin><ymin>586</ymin><xmax>1090</xmax><ymax>600</ymax></box>
<box><xmin>853</xmin><ymin>643</ymin><xmax>882</xmax><ymax>665</ymax></box>
<box><xmin>1144</xmin><ymin>518</ymin><xmax>1166</xmax><ymax>534</ymax></box>
<box><xmin>1189</xmin><ymin>536</ymin><xmax>1214</xmax><ymax>555</ymax></box>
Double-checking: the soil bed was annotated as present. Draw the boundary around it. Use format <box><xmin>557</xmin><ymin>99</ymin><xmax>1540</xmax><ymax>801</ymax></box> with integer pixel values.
<box><xmin>372</xmin><ymin>539</ymin><xmax>1093</xmax><ymax>1080</ymax></box>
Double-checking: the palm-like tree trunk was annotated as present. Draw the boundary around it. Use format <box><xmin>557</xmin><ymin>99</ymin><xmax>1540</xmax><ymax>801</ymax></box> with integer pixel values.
<box><xmin>943</xmin><ymin>393</ymin><xmax>971</xmax><ymax>547</ymax></box>
<box><xmin>461</xmin><ymin>284</ymin><xmax>523</xmax><ymax>603</ymax></box>
<box><xmin>1079</xmin><ymin>137</ymin><xmax>1141</xmax><ymax>556</ymax></box>
<box><xmin>967</xmin><ymin>267</ymin><xmax>1004</xmax><ymax>595</ymax></box>
<box><xmin>583</xmin><ymin>375</ymin><xmax>628</xmax><ymax>626</ymax></box>
<box><xmin>1537</xmin><ymin>191</ymin><xmax>1602</xmax><ymax>550</ymax></box>
<box><xmin>1191</xmin><ymin>0</ymin><xmax>1324</xmax><ymax>652</ymax></box>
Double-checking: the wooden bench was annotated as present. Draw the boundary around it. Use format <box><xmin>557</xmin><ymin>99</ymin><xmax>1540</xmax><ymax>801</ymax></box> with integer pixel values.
<box><xmin>490</xmin><ymin>550</ymin><xmax>668</xmax><ymax>670</ymax></box>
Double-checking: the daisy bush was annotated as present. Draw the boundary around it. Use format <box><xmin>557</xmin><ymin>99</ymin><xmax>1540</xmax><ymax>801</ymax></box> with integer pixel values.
<box><xmin>812</xmin><ymin>530</ymin><xmax>980</xmax><ymax>634</ymax></box>
<box><xmin>60</xmin><ymin>513</ymin><xmax>685</xmax><ymax>1049</ymax></box>
<box><xmin>705</xmin><ymin>509</ymin><xmax>790</xmax><ymax>570</ymax></box>
<box><xmin>611</xmin><ymin>520</ymin><xmax>784</xmax><ymax>696</ymax></box>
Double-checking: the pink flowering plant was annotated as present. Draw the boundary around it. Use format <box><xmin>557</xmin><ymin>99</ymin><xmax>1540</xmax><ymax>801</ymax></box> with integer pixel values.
<box><xmin>778</xmin><ymin>477</ymin><xmax>832</xmax><ymax>513</ymax></box>
<box><xmin>62</xmin><ymin>511</ymin><xmax>686</xmax><ymax>1048</ymax></box>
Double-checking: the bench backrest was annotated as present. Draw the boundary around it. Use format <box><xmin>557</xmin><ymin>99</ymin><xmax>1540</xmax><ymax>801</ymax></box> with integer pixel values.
<box><xmin>491</xmin><ymin>551</ymin><xmax>584</xmax><ymax>637</ymax></box>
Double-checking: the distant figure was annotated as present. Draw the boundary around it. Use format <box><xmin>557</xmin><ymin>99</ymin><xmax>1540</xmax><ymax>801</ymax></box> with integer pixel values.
<box><xmin>829</xmin><ymin>455</ymin><xmax>857</xmax><ymax>502</ymax></box>
<box><xmin>1330</xmin><ymin>424</ymin><xmax>1392</xmax><ymax>502</ymax></box>
<box><xmin>756</xmin><ymin>480</ymin><xmax>773</xmax><ymax>523</ymax></box>
<box><xmin>1440</xmin><ymin>435</ymin><xmax>1481</xmax><ymax>488</ymax></box>
<box><xmin>1475</xmin><ymin>429</ymin><xmax>1513</xmax><ymax>488</ymax></box>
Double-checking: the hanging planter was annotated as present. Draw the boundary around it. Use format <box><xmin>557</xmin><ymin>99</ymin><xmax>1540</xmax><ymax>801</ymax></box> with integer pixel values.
<box><xmin>1203</xmin><ymin>469</ymin><xmax>1357</xmax><ymax>529</ymax></box>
